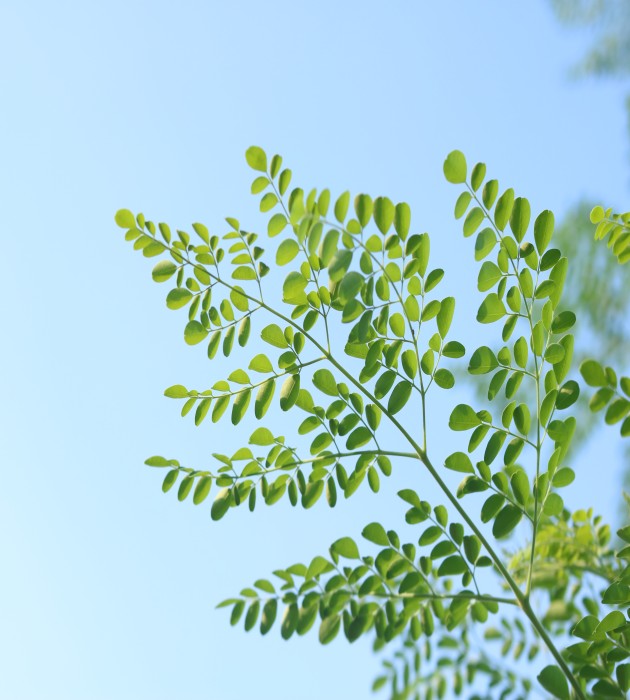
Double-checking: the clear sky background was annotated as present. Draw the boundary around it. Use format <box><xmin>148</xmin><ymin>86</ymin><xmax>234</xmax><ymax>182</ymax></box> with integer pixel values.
<box><xmin>1</xmin><ymin>2</ymin><xmax>628</xmax><ymax>699</ymax></box>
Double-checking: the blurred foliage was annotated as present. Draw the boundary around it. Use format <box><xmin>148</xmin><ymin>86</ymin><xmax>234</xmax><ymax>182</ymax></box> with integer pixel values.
<box><xmin>555</xmin><ymin>202</ymin><xmax>629</xmax><ymax>367</ymax></box>
<box><xmin>550</xmin><ymin>0</ymin><xmax>630</xmax><ymax>349</ymax></box>
<box><xmin>550</xmin><ymin>0</ymin><xmax>630</xmax><ymax>517</ymax></box>
<box><xmin>549</xmin><ymin>0</ymin><xmax>630</xmax><ymax>78</ymax></box>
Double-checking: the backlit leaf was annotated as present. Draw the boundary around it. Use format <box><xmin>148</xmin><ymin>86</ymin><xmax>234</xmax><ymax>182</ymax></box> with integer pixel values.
<box><xmin>152</xmin><ymin>260</ymin><xmax>177</xmax><ymax>283</ymax></box>
<box><xmin>443</xmin><ymin>150</ymin><xmax>467</xmax><ymax>184</ymax></box>
<box><xmin>184</xmin><ymin>320</ymin><xmax>208</xmax><ymax>345</ymax></box>
<box><xmin>331</xmin><ymin>537</ymin><xmax>360</xmax><ymax>560</ymax></box>
<box><xmin>373</xmin><ymin>196</ymin><xmax>395</xmax><ymax>234</ymax></box>
<box><xmin>313</xmin><ymin>369</ymin><xmax>337</xmax><ymax>396</ymax></box>
<box><xmin>166</xmin><ymin>288</ymin><xmax>193</xmax><ymax>310</ymax></box>
<box><xmin>445</xmin><ymin>452</ymin><xmax>474</xmax><ymax>473</ymax></box>
<box><xmin>276</xmin><ymin>239</ymin><xmax>299</xmax><ymax>265</ymax></box>
<box><xmin>468</xmin><ymin>346</ymin><xmax>498</xmax><ymax>375</ymax></box>
<box><xmin>449</xmin><ymin>404</ymin><xmax>481</xmax><ymax>431</ymax></box>
<box><xmin>245</xmin><ymin>146</ymin><xmax>267</xmax><ymax>172</ymax></box>
<box><xmin>476</xmin><ymin>294</ymin><xmax>506</xmax><ymax>324</ymax></box>
<box><xmin>534</xmin><ymin>210</ymin><xmax>555</xmax><ymax>254</ymax></box>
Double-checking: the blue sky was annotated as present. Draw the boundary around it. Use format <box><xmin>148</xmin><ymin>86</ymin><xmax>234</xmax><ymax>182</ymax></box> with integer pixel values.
<box><xmin>1</xmin><ymin>2</ymin><xmax>628</xmax><ymax>699</ymax></box>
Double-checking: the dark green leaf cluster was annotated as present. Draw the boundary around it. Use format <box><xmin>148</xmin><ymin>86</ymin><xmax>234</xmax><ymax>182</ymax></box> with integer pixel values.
<box><xmin>118</xmin><ymin>146</ymin><xmax>628</xmax><ymax>700</ymax></box>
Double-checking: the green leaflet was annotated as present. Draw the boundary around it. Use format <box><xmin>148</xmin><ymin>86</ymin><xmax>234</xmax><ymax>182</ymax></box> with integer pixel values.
<box><xmin>346</xmin><ymin>427</ymin><xmax>372</xmax><ymax>450</ymax></box>
<box><xmin>537</xmin><ymin>666</ymin><xmax>569</xmax><ymax>700</ymax></box>
<box><xmin>312</xmin><ymin>369</ymin><xmax>337</xmax><ymax>396</ymax></box>
<box><xmin>184</xmin><ymin>320</ymin><xmax>208</xmax><ymax>345</ymax></box>
<box><xmin>164</xmin><ymin>384</ymin><xmax>188</xmax><ymax>398</ymax></box>
<box><xmin>449</xmin><ymin>404</ymin><xmax>481</xmax><ymax>431</ymax></box>
<box><xmin>534</xmin><ymin>210</ymin><xmax>555</xmax><ymax>254</ymax></box>
<box><xmin>115</xmin><ymin>208</ymin><xmax>135</xmax><ymax>228</ymax></box>
<box><xmin>437</xmin><ymin>555</ymin><xmax>467</xmax><ymax>576</ymax></box>
<box><xmin>436</xmin><ymin>297</ymin><xmax>455</xmax><ymax>337</ymax></box>
<box><xmin>494</xmin><ymin>188</ymin><xmax>514</xmax><ymax>231</ymax></box>
<box><xmin>249</xmin><ymin>427</ymin><xmax>274</xmax><ymax>445</ymax></box>
<box><xmin>261</xmin><ymin>191</ymin><xmax>278</xmax><ymax>212</ymax></box>
<box><xmin>513</xmin><ymin>337</ymin><xmax>528</xmax><ymax>368</ymax></box>
<box><xmin>331</xmin><ymin>537</ymin><xmax>360</xmax><ymax>560</ymax></box>
<box><xmin>477</xmin><ymin>261</ymin><xmax>502</xmax><ymax>291</ymax></box>
<box><xmin>443</xmin><ymin>150</ymin><xmax>467</xmax><ymax>184</ymax></box>
<box><xmin>261</xmin><ymin>324</ymin><xmax>288</xmax><ymax>348</ymax></box>
<box><xmin>334</xmin><ymin>191</ymin><xmax>350</xmax><ymax>223</ymax></box>
<box><xmin>152</xmin><ymin>259</ymin><xmax>177</xmax><ymax>283</ymax></box>
<box><xmin>476</xmin><ymin>294</ymin><xmax>506</xmax><ymax>324</ymax></box>
<box><xmin>166</xmin><ymin>287</ymin><xmax>192</xmax><ymax>310</ymax></box>
<box><xmin>474</xmin><ymin>228</ymin><xmax>496</xmax><ymax>261</ymax></box>
<box><xmin>463</xmin><ymin>208</ymin><xmax>484</xmax><ymax>237</ymax></box>
<box><xmin>282</xmin><ymin>271</ymin><xmax>308</xmax><ymax>304</ymax></box>
<box><xmin>231</xmin><ymin>389</ymin><xmax>251</xmax><ymax>425</ymax></box>
<box><xmin>545</xmin><ymin>343</ymin><xmax>565</xmax><ymax>364</ymax></box>
<box><xmin>268</xmin><ymin>213</ymin><xmax>287</xmax><ymax>237</ymax></box>
<box><xmin>389</xmin><ymin>313</ymin><xmax>405</xmax><ymax>337</ymax></box>
<box><xmin>580</xmin><ymin>359</ymin><xmax>608</xmax><ymax>387</ymax></box>
<box><xmin>355</xmin><ymin>194</ymin><xmax>373</xmax><ymax>227</ymax></box>
<box><xmin>249</xmin><ymin>354</ymin><xmax>274</xmax><ymax>373</ymax></box>
<box><xmin>245</xmin><ymin>146</ymin><xmax>267</xmax><ymax>172</ymax></box>
<box><xmin>482</xmin><ymin>179</ymin><xmax>498</xmax><ymax>208</ymax></box>
<box><xmin>302</xmin><ymin>481</ymin><xmax>324</xmax><ymax>508</ymax></box>
<box><xmin>338</xmin><ymin>272</ymin><xmax>363</xmax><ymax>305</ymax></box>
<box><xmin>401</xmin><ymin>349</ymin><xmax>418</xmax><ymax>379</ymax></box>
<box><xmin>509</xmin><ymin>197</ymin><xmax>531</xmax><ymax>241</ymax></box>
<box><xmin>145</xmin><ymin>456</ymin><xmax>170</xmax><ymax>467</ymax></box>
<box><xmin>373</xmin><ymin>196</ymin><xmax>395</xmax><ymax>234</ymax></box>
<box><xmin>444</xmin><ymin>452</ymin><xmax>474</xmax><ymax>474</ymax></box>
<box><xmin>211</xmin><ymin>488</ymin><xmax>231</xmax><ymax>521</ymax></box>
<box><xmin>443</xmin><ymin>341</ymin><xmax>465</xmax><ymax>358</ymax></box>
<box><xmin>318</xmin><ymin>615</ymin><xmax>340</xmax><ymax>645</ymax></box>
<box><xmin>362</xmin><ymin>522</ymin><xmax>389</xmax><ymax>546</ymax></box>
<box><xmin>279</xmin><ymin>375</ymin><xmax>300</xmax><ymax>411</ymax></box>
<box><xmin>434</xmin><ymin>368</ymin><xmax>455</xmax><ymax>389</ymax></box>
<box><xmin>328</xmin><ymin>249</ymin><xmax>352</xmax><ymax>282</ymax></box>
<box><xmin>388</xmin><ymin>381</ymin><xmax>412</xmax><ymax>415</ymax></box>
<box><xmin>551</xmin><ymin>310</ymin><xmax>576</xmax><ymax>334</ymax></box>
<box><xmin>193</xmin><ymin>476</ymin><xmax>212</xmax><ymax>505</ymax></box>
<box><xmin>454</xmin><ymin>191</ymin><xmax>472</xmax><ymax>219</ymax></box>
<box><xmin>245</xmin><ymin>600</ymin><xmax>260</xmax><ymax>632</ymax></box>
<box><xmin>276</xmin><ymin>239</ymin><xmax>299</xmax><ymax>265</ymax></box>
<box><xmin>162</xmin><ymin>469</ymin><xmax>179</xmax><ymax>493</ymax></box>
<box><xmin>470</xmin><ymin>162</ymin><xmax>486</xmax><ymax>191</ymax></box>
<box><xmin>260</xmin><ymin>599</ymin><xmax>277</xmax><ymax>635</ymax></box>
<box><xmin>395</xmin><ymin>202</ymin><xmax>411</xmax><ymax>239</ymax></box>
<box><xmin>468</xmin><ymin>346</ymin><xmax>498</xmax><ymax>375</ymax></box>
